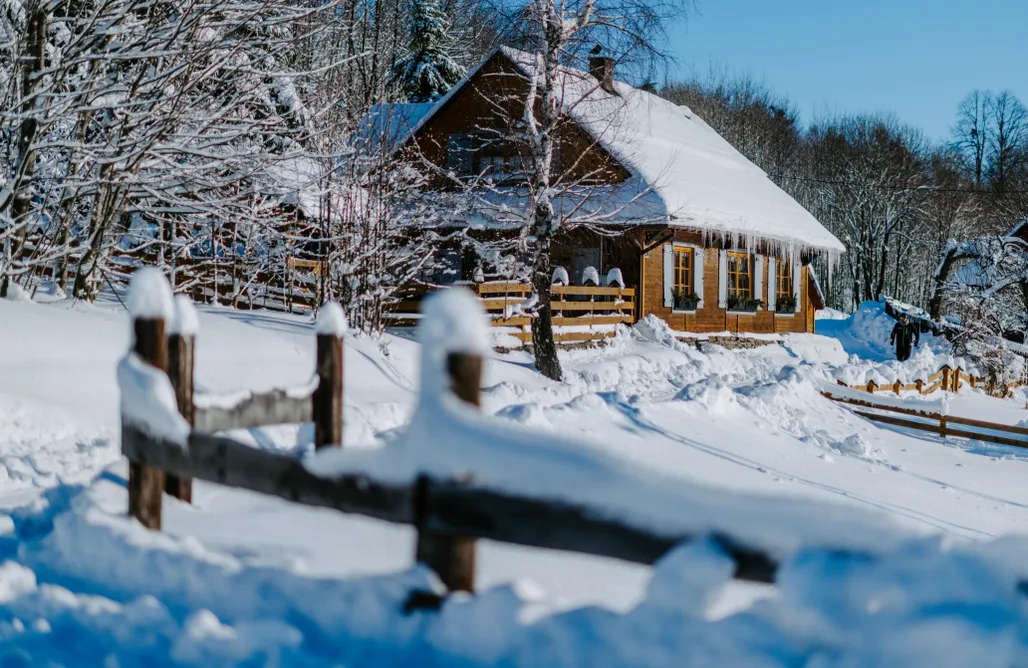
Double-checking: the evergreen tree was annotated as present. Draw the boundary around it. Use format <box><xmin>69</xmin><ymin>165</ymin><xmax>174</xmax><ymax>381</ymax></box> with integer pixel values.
<box><xmin>394</xmin><ymin>0</ymin><xmax>464</xmax><ymax>103</ymax></box>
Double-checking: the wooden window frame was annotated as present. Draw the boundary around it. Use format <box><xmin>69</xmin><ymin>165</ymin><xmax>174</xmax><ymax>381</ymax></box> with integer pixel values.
<box><xmin>726</xmin><ymin>251</ymin><xmax>753</xmax><ymax>302</ymax></box>
<box><xmin>673</xmin><ymin>246</ymin><xmax>693</xmax><ymax>296</ymax></box>
<box><xmin>776</xmin><ymin>259</ymin><xmax>792</xmax><ymax>301</ymax></box>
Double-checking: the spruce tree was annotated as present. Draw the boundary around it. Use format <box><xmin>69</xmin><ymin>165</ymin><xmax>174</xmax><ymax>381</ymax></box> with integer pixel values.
<box><xmin>394</xmin><ymin>0</ymin><xmax>463</xmax><ymax>103</ymax></box>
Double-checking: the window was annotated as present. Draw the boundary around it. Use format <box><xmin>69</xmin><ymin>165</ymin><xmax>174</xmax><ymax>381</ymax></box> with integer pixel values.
<box><xmin>776</xmin><ymin>259</ymin><xmax>792</xmax><ymax>301</ymax></box>
<box><xmin>727</xmin><ymin>251</ymin><xmax>752</xmax><ymax>300</ymax></box>
<box><xmin>447</xmin><ymin>134</ymin><xmax>473</xmax><ymax>175</ymax></box>
<box><xmin>673</xmin><ymin>247</ymin><xmax>693</xmax><ymax>295</ymax></box>
<box><xmin>446</xmin><ymin>133</ymin><xmax>533</xmax><ymax>181</ymax></box>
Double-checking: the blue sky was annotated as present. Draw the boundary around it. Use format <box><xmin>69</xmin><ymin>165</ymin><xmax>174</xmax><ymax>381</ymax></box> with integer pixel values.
<box><xmin>665</xmin><ymin>0</ymin><xmax>1028</xmax><ymax>143</ymax></box>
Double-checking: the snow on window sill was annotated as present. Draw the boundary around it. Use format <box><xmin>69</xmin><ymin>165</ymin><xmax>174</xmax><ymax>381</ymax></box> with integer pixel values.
<box><xmin>672</xmin><ymin>309</ymin><xmax>699</xmax><ymax>315</ymax></box>
<box><xmin>726</xmin><ymin>310</ymin><xmax>761</xmax><ymax>316</ymax></box>
<box><xmin>773</xmin><ymin>312</ymin><xmax>797</xmax><ymax>318</ymax></box>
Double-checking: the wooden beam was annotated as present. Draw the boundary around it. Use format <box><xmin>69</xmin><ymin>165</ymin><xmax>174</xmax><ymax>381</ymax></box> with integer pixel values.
<box><xmin>194</xmin><ymin>390</ymin><xmax>314</xmax><ymax>433</ymax></box>
<box><xmin>166</xmin><ymin>330</ymin><xmax>196</xmax><ymax>502</ymax></box>
<box><xmin>120</xmin><ymin>425</ymin><xmax>782</xmax><ymax>583</ymax></box>
<box><xmin>127</xmin><ymin>317</ymin><xmax>167</xmax><ymax>530</ymax></box>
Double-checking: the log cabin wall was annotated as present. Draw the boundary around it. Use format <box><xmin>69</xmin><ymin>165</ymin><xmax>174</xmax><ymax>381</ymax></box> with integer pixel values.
<box><xmin>639</xmin><ymin>229</ymin><xmax>816</xmax><ymax>334</ymax></box>
<box><xmin>405</xmin><ymin>52</ymin><xmax>630</xmax><ymax>188</ymax></box>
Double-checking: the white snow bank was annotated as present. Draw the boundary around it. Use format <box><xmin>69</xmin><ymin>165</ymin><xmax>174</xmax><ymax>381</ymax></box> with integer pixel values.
<box><xmin>168</xmin><ymin>295</ymin><xmax>200</xmax><ymax>336</ymax></box>
<box><xmin>1</xmin><ymin>282</ymin><xmax>31</xmax><ymax>302</ymax></box>
<box><xmin>7</xmin><ymin>470</ymin><xmax>1028</xmax><ymax>665</ymax></box>
<box><xmin>307</xmin><ymin>319</ymin><xmax>909</xmax><ymax>562</ymax></box>
<box><xmin>117</xmin><ymin>352</ymin><xmax>189</xmax><ymax>445</ymax></box>
<box><xmin>582</xmin><ymin>266</ymin><xmax>600</xmax><ymax>286</ymax></box>
<box><xmin>126</xmin><ymin>267</ymin><xmax>174</xmax><ymax>320</ymax></box>
<box><xmin>315</xmin><ymin>302</ymin><xmax>348</xmax><ymax>337</ymax></box>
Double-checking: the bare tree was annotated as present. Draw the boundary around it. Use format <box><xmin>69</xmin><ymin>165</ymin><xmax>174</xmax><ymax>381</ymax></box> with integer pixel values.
<box><xmin>489</xmin><ymin>0</ymin><xmax>687</xmax><ymax>381</ymax></box>
<box><xmin>952</xmin><ymin>90</ymin><xmax>989</xmax><ymax>188</ymax></box>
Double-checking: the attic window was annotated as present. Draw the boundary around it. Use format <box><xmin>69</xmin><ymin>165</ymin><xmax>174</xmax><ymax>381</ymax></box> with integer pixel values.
<box><xmin>447</xmin><ymin>133</ymin><xmax>534</xmax><ymax>180</ymax></box>
<box><xmin>447</xmin><ymin>134</ymin><xmax>473</xmax><ymax>175</ymax></box>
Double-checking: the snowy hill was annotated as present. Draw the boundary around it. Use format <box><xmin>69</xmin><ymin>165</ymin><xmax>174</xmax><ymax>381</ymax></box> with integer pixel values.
<box><xmin>4</xmin><ymin>295</ymin><xmax>1028</xmax><ymax>664</ymax></box>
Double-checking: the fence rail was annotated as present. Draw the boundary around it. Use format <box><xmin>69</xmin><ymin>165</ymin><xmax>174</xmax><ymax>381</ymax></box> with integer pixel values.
<box><xmin>834</xmin><ymin>364</ymin><xmax>1024</xmax><ymax>399</ymax></box>
<box><xmin>823</xmin><ymin>391</ymin><xmax>1028</xmax><ymax>449</ymax></box>
<box><xmin>390</xmin><ymin>281</ymin><xmax>636</xmax><ymax>345</ymax></box>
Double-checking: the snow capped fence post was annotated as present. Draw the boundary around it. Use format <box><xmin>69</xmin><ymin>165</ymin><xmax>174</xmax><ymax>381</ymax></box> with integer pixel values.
<box><xmin>314</xmin><ymin>303</ymin><xmax>346</xmax><ymax>450</ymax></box>
<box><xmin>942</xmin><ymin>366</ymin><xmax>952</xmax><ymax>392</ymax></box>
<box><xmin>166</xmin><ymin>295</ymin><xmax>198</xmax><ymax>502</ymax></box>
<box><xmin>125</xmin><ymin>268</ymin><xmax>174</xmax><ymax>530</ymax></box>
<box><xmin>413</xmin><ymin>288</ymin><xmax>488</xmax><ymax>595</ymax></box>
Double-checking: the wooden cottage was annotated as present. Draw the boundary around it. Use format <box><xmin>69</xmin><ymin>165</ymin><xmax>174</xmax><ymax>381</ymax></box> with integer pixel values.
<box><xmin>384</xmin><ymin>47</ymin><xmax>844</xmax><ymax>337</ymax></box>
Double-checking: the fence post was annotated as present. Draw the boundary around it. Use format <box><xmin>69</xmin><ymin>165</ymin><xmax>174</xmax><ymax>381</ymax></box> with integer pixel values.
<box><xmin>413</xmin><ymin>288</ymin><xmax>487</xmax><ymax>595</ymax></box>
<box><xmin>314</xmin><ymin>302</ymin><xmax>346</xmax><ymax>449</ymax></box>
<box><xmin>916</xmin><ymin>379</ymin><xmax>924</xmax><ymax>394</ymax></box>
<box><xmin>940</xmin><ymin>415</ymin><xmax>947</xmax><ymax>439</ymax></box>
<box><xmin>953</xmin><ymin>368</ymin><xmax>961</xmax><ymax>392</ymax></box>
<box><xmin>126</xmin><ymin>269</ymin><xmax>173</xmax><ymax>530</ymax></box>
<box><xmin>893</xmin><ymin>380</ymin><xmax>902</xmax><ymax>395</ymax></box>
<box><xmin>866</xmin><ymin>380</ymin><xmax>877</xmax><ymax>394</ymax></box>
<box><xmin>941</xmin><ymin>365</ymin><xmax>951</xmax><ymax>392</ymax></box>
<box><xmin>166</xmin><ymin>295</ymin><xmax>197</xmax><ymax>502</ymax></box>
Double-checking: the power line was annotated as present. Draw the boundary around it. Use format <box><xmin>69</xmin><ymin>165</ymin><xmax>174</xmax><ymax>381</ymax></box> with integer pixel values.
<box><xmin>771</xmin><ymin>173</ymin><xmax>1028</xmax><ymax>196</ymax></box>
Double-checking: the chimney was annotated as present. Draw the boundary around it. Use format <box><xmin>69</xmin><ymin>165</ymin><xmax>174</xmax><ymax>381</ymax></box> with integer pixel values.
<box><xmin>588</xmin><ymin>55</ymin><xmax>616</xmax><ymax>94</ymax></box>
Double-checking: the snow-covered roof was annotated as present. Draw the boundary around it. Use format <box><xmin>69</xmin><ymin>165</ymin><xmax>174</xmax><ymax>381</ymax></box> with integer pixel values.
<box><xmin>358</xmin><ymin>103</ymin><xmax>436</xmax><ymax>154</ymax></box>
<box><xmin>398</xmin><ymin>47</ymin><xmax>845</xmax><ymax>255</ymax></box>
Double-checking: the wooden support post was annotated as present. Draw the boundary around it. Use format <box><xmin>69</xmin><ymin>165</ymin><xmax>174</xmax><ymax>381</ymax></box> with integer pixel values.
<box><xmin>941</xmin><ymin>366</ymin><xmax>951</xmax><ymax>392</ymax></box>
<box><xmin>915</xmin><ymin>379</ymin><xmax>924</xmax><ymax>394</ymax></box>
<box><xmin>415</xmin><ymin>351</ymin><xmax>482</xmax><ymax>594</ymax></box>
<box><xmin>314</xmin><ymin>304</ymin><xmax>345</xmax><ymax>449</ymax></box>
<box><xmin>953</xmin><ymin>368</ymin><xmax>961</xmax><ymax>392</ymax></box>
<box><xmin>893</xmin><ymin>380</ymin><xmax>902</xmax><ymax>396</ymax></box>
<box><xmin>940</xmin><ymin>415</ymin><xmax>947</xmax><ymax>439</ymax></box>
<box><xmin>866</xmin><ymin>380</ymin><xmax>877</xmax><ymax>394</ymax></box>
<box><xmin>127</xmin><ymin>315</ymin><xmax>168</xmax><ymax>530</ymax></box>
<box><xmin>166</xmin><ymin>296</ymin><xmax>197</xmax><ymax>502</ymax></box>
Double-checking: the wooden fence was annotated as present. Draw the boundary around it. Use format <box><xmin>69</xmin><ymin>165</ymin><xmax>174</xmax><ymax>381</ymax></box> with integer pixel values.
<box><xmin>833</xmin><ymin>364</ymin><xmax>1024</xmax><ymax>399</ymax></box>
<box><xmin>823</xmin><ymin>392</ymin><xmax>1028</xmax><ymax>449</ymax></box>
<box><xmin>390</xmin><ymin>281</ymin><xmax>637</xmax><ymax>345</ymax></box>
<box><xmin>120</xmin><ymin>275</ymin><xmax>791</xmax><ymax>608</ymax></box>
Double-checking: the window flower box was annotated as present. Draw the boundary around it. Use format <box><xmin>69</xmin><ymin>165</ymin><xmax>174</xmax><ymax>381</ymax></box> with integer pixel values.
<box><xmin>727</xmin><ymin>295</ymin><xmax>762</xmax><ymax>313</ymax></box>
<box><xmin>672</xmin><ymin>290</ymin><xmax>700</xmax><ymax>311</ymax></box>
<box><xmin>776</xmin><ymin>296</ymin><xmax>797</xmax><ymax>313</ymax></box>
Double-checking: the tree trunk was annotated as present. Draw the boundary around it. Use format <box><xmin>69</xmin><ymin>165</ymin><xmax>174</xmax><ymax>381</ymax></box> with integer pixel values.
<box><xmin>530</xmin><ymin>218</ymin><xmax>561</xmax><ymax>381</ymax></box>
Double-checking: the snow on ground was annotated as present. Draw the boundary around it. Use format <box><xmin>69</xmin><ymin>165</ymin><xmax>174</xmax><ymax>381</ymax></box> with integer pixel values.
<box><xmin>3</xmin><ymin>294</ymin><xmax>1028</xmax><ymax>664</ymax></box>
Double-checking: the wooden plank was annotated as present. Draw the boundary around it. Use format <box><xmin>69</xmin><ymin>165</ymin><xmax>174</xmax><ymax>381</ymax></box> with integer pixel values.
<box><xmin>120</xmin><ymin>426</ymin><xmax>778</xmax><ymax>583</ymax></box>
<box><xmin>552</xmin><ymin>286</ymin><xmax>636</xmax><ymax>297</ymax></box>
<box><xmin>944</xmin><ymin>427</ymin><xmax>1028</xmax><ymax>449</ymax></box>
<box><xmin>514</xmin><ymin>330</ymin><xmax>618</xmax><ymax>344</ymax></box>
<box><xmin>945</xmin><ymin>415</ymin><xmax>1028</xmax><ymax>437</ymax></box>
<box><xmin>552</xmin><ymin>315</ymin><xmax>634</xmax><ymax>327</ymax></box>
<box><xmin>475</xmin><ymin>282</ymin><xmax>532</xmax><ymax>294</ymax></box>
<box><xmin>853</xmin><ymin>410</ymin><xmax>943</xmax><ymax>435</ymax></box>
<box><xmin>823</xmin><ymin>393</ymin><xmax>940</xmax><ymax>418</ymax></box>
<box><xmin>550</xmin><ymin>302</ymin><xmax>634</xmax><ymax>312</ymax></box>
<box><xmin>194</xmin><ymin>390</ymin><xmax>313</xmax><ymax>432</ymax></box>
<box><xmin>123</xmin><ymin>425</ymin><xmax>413</xmax><ymax>524</ymax></box>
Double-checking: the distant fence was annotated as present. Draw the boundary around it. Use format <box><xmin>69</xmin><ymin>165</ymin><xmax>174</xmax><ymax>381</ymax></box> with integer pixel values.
<box><xmin>823</xmin><ymin>391</ymin><xmax>1028</xmax><ymax>449</ymax></box>
<box><xmin>833</xmin><ymin>364</ymin><xmax>1024</xmax><ymax>399</ymax></box>
<box><xmin>389</xmin><ymin>281</ymin><xmax>637</xmax><ymax>345</ymax></box>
